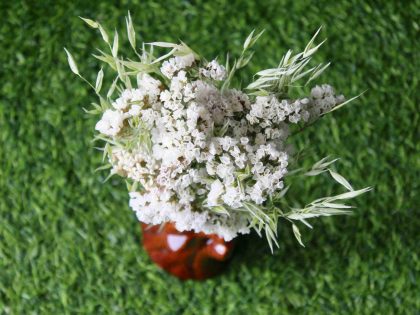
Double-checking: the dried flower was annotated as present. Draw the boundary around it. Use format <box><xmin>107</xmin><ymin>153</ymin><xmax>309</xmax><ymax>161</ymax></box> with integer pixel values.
<box><xmin>67</xmin><ymin>16</ymin><xmax>370</xmax><ymax>250</ymax></box>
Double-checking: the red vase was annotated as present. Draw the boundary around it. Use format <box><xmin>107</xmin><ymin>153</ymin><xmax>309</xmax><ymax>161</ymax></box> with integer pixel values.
<box><xmin>141</xmin><ymin>222</ymin><xmax>235</xmax><ymax>280</ymax></box>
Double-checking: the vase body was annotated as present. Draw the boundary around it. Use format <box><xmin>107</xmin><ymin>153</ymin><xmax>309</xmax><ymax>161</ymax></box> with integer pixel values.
<box><xmin>141</xmin><ymin>223</ymin><xmax>235</xmax><ymax>280</ymax></box>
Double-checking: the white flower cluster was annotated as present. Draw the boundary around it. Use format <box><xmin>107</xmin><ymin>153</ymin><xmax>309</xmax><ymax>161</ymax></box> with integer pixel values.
<box><xmin>160</xmin><ymin>53</ymin><xmax>195</xmax><ymax>79</ymax></box>
<box><xmin>199</xmin><ymin>60</ymin><xmax>227</xmax><ymax>81</ymax></box>
<box><xmin>308</xmin><ymin>84</ymin><xmax>345</xmax><ymax>118</ymax></box>
<box><xmin>66</xmin><ymin>18</ymin><xmax>365</xmax><ymax>248</ymax></box>
<box><xmin>246</xmin><ymin>85</ymin><xmax>345</xmax><ymax>127</ymax></box>
<box><xmin>95</xmin><ymin>74</ymin><xmax>161</xmax><ymax>136</ymax></box>
<box><xmin>95</xmin><ymin>54</ymin><xmax>345</xmax><ymax>240</ymax></box>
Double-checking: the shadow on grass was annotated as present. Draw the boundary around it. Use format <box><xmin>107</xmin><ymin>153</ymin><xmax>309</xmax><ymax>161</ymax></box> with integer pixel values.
<box><xmin>228</xmin><ymin>220</ymin><xmax>358</xmax><ymax>274</ymax></box>
<box><xmin>228</xmin><ymin>206</ymin><xmax>419</xmax><ymax>282</ymax></box>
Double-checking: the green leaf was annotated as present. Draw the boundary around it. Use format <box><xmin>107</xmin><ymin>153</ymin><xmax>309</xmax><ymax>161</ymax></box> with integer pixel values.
<box><xmin>292</xmin><ymin>224</ymin><xmax>305</xmax><ymax>247</ymax></box>
<box><xmin>79</xmin><ymin>17</ymin><xmax>99</xmax><ymax>28</ymax></box>
<box><xmin>321</xmin><ymin>202</ymin><xmax>353</xmax><ymax>209</ymax></box>
<box><xmin>93</xmin><ymin>50</ymin><xmax>117</xmax><ymax>70</ymax></box>
<box><xmin>126</xmin><ymin>11</ymin><xmax>136</xmax><ymax>50</ymax></box>
<box><xmin>329</xmin><ymin>187</ymin><xmax>372</xmax><ymax>201</ymax></box>
<box><xmin>248</xmin><ymin>30</ymin><xmax>265</xmax><ymax>48</ymax></box>
<box><xmin>277</xmin><ymin>185</ymin><xmax>290</xmax><ymax>199</ymax></box>
<box><xmin>282</xmin><ymin>49</ymin><xmax>292</xmax><ymax>65</ymax></box>
<box><xmin>243</xmin><ymin>30</ymin><xmax>255</xmax><ymax>50</ymax></box>
<box><xmin>151</xmin><ymin>48</ymin><xmax>177</xmax><ymax>64</ymax></box>
<box><xmin>329</xmin><ymin>169</ymin><xmax>353</xmax><ymax>191</ymax></box>
<box><xmin>306</xmin><ymin>62</ymin><xmax>330</xmax><ymax>85</ymax></box>
<box><xmin>312</xmin><ymin>156</ymin><xmax>339</xmax><ymax>170</ymax></box>
<box><xmin>303</xmin><ymin>38</ymin><xmax>326</xmax><ymax>58</ymax></box>
<box><xmin>99</xmin><ymin>97</ymin><xmax>111</xmax><ymax>110</ymax></box>
<box><xmin>209</xmin><ymin>206</ymin><xmax>230</xmax><ymax>216</ymax></box>
<box><xmin>265</xmin><ymin>227</ymin><xmax>279</xmax><ymax>253</ymax></box>
<box><xmin>101</xmin><ymin>144</ymin><xmax>107</xmax><ymax>162</ymax></box>
<box><xmin>95</xmin><ymin>164</ymin><xmax>112</xmax><ymax>172</ymax></box>
<box><xmin>304</xmin><ymin>169</ymin><xmax>327</xmax><ymax>176</ymax></box>
<box><xmin>244</xmin><ymin>29</ymin><xmax>265</xmax><ymax>49</ymax></box>
<box><xmin>112</xmin><ymin>30</ymin><xmax>119</xmax><ymax>57</ymax></box>
<box><xmin>95</xmin><ymin>68</ymin><xmax>104</xmax><ymax>93</ymax></box>
<box><xmin>107</xmin><ymin>76</ymin><xmax>119</xmax><ymax>99</ymax></box>
<box><xmin>287</xmin><ymin>212</ymin><xmax>321</xmax><ymax>220</ymax></box>
<box><xmin>121</xmin><ymin>60</ymin><xmax>156</xmax><ymax>73</ymax></box>
<box><xmin>64</xmin><ymin>48</ymin><xmax>79</xmax><ymax>75</ymax></box>
<box><xmin>238</xmin><ymin>51</ymin><xmax>255</xmax><ymax>68</ymax></box>
<box><xmin>247</xmin><ymin>90</ymin><xmax>269</xmax><ymax>96</ymax></box>
<box><xmin>99</xmin><ymin>25</ymin><xmax>109</xmax><ymax>44</ymax></box>
<box><xmin>148</xmin><ymin>42</ymin><xmax>179</xmax><ymax>48</ymax></box>
<box><xmin>328</xmin><ymin>91</ymin><xmax>367</xmax><ymax>113</ymax></box>
<box><xmin>304</xmin><ymin>26</ymin><xmax>322</xmax><ymax>55</ymax></box>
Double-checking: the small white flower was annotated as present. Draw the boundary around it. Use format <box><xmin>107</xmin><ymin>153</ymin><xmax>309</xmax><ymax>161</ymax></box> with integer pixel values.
<box><xmin>160</xmin><ymin>54</ymin><xmax>195</xmax><ymax>79</ymax></box>
<box><xmin>95</xmin><ymin>109</ymin><xmax>125</xmax><ymax>136</ymax></box>
<box><xmin>311</xmin><ymin>85</ymin><xmax>324</xmax><ymax>99</ymax></box>
<box><xmin>240</xmin><ymin>137</ymin><xmax>249</xmax><ymax>145</ymax></box>
<box><xmin>289</xmin><ymin>113</ymin><xmax>301</xmax><ymax>123</ymax></box>
<box><xmin>112</xmin><ymin>97</ymin><xmax>128</xmax><ymax>110</ymax></box>
<box><xmin>175</xmin><ymin>54</ymin><xmax>195</xmax><ymax>69</ymax></box>
<box><xmin>207</xmin><ymin>179</ymin><xmax>224</xmax><ymax>206</ymax></box>
<box><xmin>128</xmin><ymin>105</ymin><xmax>141</xmax><ymax>117</ymax></box>
<box><xmin>160</xmin><ymin>59</ymin><xmax>177</xmax><ymax>79</ymax></box>
<box><xmin>200</xmin><ymin>60</ymin><xmax>227</xmax><ymax>81</ymax></box>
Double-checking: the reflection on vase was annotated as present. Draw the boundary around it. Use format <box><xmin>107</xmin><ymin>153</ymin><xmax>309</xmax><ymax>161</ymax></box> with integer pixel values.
<box><xmin>141</xmin><ymin>222</ymin><xmax>235</xmax><ymax>280</ymax></box>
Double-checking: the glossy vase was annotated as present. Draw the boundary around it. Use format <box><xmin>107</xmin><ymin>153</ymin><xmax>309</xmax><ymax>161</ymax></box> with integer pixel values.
<box><xmin>141</xmin><ymin>223</ymin><xmax>235</xmax><ymax>280</ymax></box>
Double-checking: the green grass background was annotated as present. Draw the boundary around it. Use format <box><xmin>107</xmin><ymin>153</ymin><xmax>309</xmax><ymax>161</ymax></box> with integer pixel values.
<box><xmin>1</xmin><ymin>0</ymin><xmax>419</xmax><ymax>314</ymax></box>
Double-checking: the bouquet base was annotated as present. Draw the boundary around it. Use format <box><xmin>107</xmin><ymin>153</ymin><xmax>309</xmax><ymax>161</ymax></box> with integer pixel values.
<box><xmin>141</xmin><ymin>223</ymin><xmax>235</xmax><ymax>280</ymax></box>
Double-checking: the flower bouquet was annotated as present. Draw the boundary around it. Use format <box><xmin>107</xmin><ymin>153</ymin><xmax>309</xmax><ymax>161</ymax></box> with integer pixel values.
<box><xmin>66</xmin><ymin>14</ymin><xmax>370</xmax><ymax>280</ymax></box>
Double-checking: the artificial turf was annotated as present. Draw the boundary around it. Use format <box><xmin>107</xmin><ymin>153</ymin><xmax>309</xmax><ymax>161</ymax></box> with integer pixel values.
<box><xmin>0</xmin><ymin>0</ymin><xmax>419</xmax><ymax>314</ymax></box>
